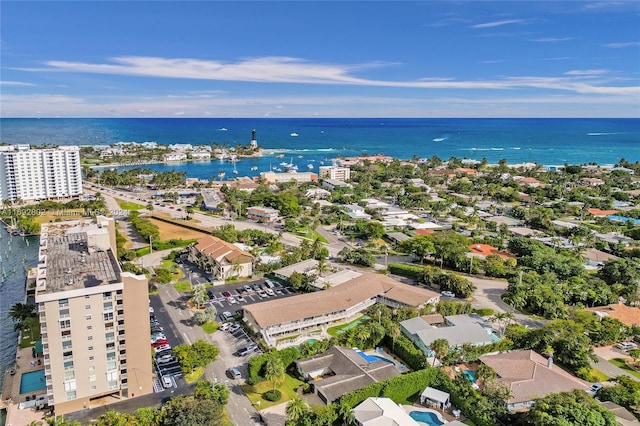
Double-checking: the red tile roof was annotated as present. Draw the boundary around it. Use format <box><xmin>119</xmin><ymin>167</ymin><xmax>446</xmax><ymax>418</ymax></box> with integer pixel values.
<box><xmin>469</xmin><ymin>244</ymin><xmax>514</xmax><ymax>260</ymax></box>
<box><xmin>588</xmin><ymin>208</ymin><xmax>619</xmax><ymax>216</ymax></box>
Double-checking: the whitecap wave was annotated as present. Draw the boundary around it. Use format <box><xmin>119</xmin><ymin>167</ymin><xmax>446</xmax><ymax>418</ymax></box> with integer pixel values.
<box><xmin>587</xmin><ymin>132</ymin><xmax>625</xmax><ymax>136</ymax></box>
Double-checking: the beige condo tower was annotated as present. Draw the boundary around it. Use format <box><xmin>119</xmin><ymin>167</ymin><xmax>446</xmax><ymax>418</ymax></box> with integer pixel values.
<box><xmin>35</xmin><ymin>215</ymin><xmax>152</xmax><ymax>415</ymax></box>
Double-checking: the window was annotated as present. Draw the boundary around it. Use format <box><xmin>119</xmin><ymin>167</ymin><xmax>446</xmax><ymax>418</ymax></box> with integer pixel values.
<box><xmin>103</xmin><ymin>302</ymin><xmax>113</xmax><ymax>311</ymax></box>
<box><xmin>63</xmin><ymin>361</ymin><xmax>74</xmax><ymax>371</ymax></box>
<box><xmin>106</xmin><ymin>342</ymin><xmax>115</xmax><ymax>351</ymax></box>
<box><xmin>108</xmin><ymin>381</ymin><xmax>118</xmax><ymax>390</ymax></box>
<box><xmin>89</xmin><ymin>356</ymin><xmax>94</xmax><ymax>361</ymax></box>
<box><xmin>63</xmin><ymin>351</ymin><xmax>73</xmax><ymax>361</ymax></box>
<box><xmin>85</xmin><ymin>314</ymin><xmax>92</xmax><ymax>320</ymax></box>
<box><xmin>66</xmin><ymin>391</ymin><xmax>76</xmax><ymax>400</ymax></box>
<box><xmin>59</xmin><ymin>309</ymin><xmax>69</xmax><ymax>318</ymax></box>
<box><xmin>59</xmin><ymin>319</ymin><xmax>71</xmax><ymax>330</ymax></box>
<box><xmin>105</xmin><ymin>332</ymin><xmax>114</xmax><ymax>342</ymax></box>
<box><xmin>62</xmin><ymin>341</ymin><xmax>72</xmax><ymax>350</ymax></box>
<box><xmin>87</xmin><ymin>326</ymin><xmax>92</xmax><ymax>331</ymax></box>
<box><xmin>85</xmin><ymin>304</ymin><xmax>91</xmax><ymax>310</ymax></box>
<box><xmin>58</xmin><ymin>299</ymin><xmax>69</xmax><ymax>308</ymax></box>
<box><xmin>87</xmin><ymin>336</ymin><xmax>93</xmax><ymax>341</ymax></box>
<box><xmin>64</xmin><ymin>371</ymin><xmax>75</xmax><ymax>380</ymax></box>
<box><xmin>106</xmin><ymin>371</ymin><xmax>118</xmax><ymax>381</ymax></box>
<box><xmin>88</xmin><ymin>346</ymin><xmax>93</xmax><ymax>351</ymax></box>
<box><xmin>64</xmin><ymin>380</ymin><xmax>76</xmax><ymax>392</ymax></box>
<box><xmin>85</xmin><ymin>295</ymin><xmax>90</xmax><ymax>299</ymax></box>
<box><xmin>107</xmin><ymin>361</ymin><xmax>116</xmax><ymax>371</ymax></box>
<box><xmin>61</xmin><ymin>330</ymin><xmax>71</xmax><ymax>340</ymax></box>
<box><xmin>89</xmin><ymin>366</ymin><xmax>95</xmax><ymax>371</ymax></box>
<box><xmin>103</xmin><ymin>312</ymin><xmax>113</xmax><ymax>321</ymax></box>
<box><xmin>90</xmin><ymin>386</ymin><xmax>97</xmax><ymax>391</ymax></box>
<box><xmin>107</xmin><ymin>352</ymin><xmax>116</xmax><ymax>361</ymax></box>
<box><xmin>103</xmin><ymin>291</ymin><xmax>112</xmax><ymax>299</ymax></box>
<box><xmin>89</xmin><ymin>375</ymin><xmax>96</xmax><ymax>382</ymax></box>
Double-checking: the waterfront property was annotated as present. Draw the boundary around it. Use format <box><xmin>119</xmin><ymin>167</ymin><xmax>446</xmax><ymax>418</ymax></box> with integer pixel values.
<box><xmin>188</xmin><ymin>235</ymin><xmax>253</xmax><ymax>280</ymax></box>
<box><xmin>296</xmin><ymin>347</ymin><xmax>400</xmax><ymax>404</ymax></box>
<box><xmin>35</xmin><ymin>216</ymin><xmax>152</xmax><ymax>415</ymax></box>
<box><xmin>0</xmin><ymin>144</ymin><xmax>82</xmax><ymax>202</ymax></box>
<box><xmin>243</xmin><ymin>273</ymin><xmax>439</xmax><ymax>347</ymax></box>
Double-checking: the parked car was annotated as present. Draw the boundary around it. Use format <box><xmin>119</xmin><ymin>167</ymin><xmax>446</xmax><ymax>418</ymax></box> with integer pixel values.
<box><xmin>228</xmin><ymin>367</ymin><xmax>242</xmax><ymax>379</ymax></box>
<box><xmin>588</xmin><ymin>383</ymin><xmax>603</xmax><ymax>395</ymax></box>
<box><xmin>265</xmin><ymin>288</ymin><xmax>275</xmax><ymax>296</ymax></box>
<box><xmin>236</xmin><ymin>295</ymin><xmax>246</xmax><ymax>303</ymax></box>
<box><xmin>156</xmin><ymin>354</ymin><xmax>174</xmax><ymax>364</ymax></box>
<box><xmin>616</xmin><ymin>342</ymin><xmax>638</xmax><ymax>350</ymax></box>
<box><xmin>219</xmin><ymin>322</ymin><xmax>232</xmax><ymax>331</ymax></box>
<box><xmin>228</xmin><ymin>297</ymin><xmax>237</xmax><ymax>305</ymax></box>
<box><xmin>154</xmin><ymin>344</ymin><xmax>171</xmax><ymax>353</ymax></box>
<box><xmin>220</xmin><ymin>311</ymin><xmax>234</xmax><ymax>321</ymax></box>
<box><xmin>207</xmin><ymin>290</ymin><xmax>215</xmax><ymax>299</ymax></box>
<box><xmin>151</xmin><ymin>339</ymin><xmax>169</xmax><ymax>348</ymax></box>
<box><xmin>441</xmin><ymin>291</ymin><xmax>456</xmax><ymax>298</ymax></box>
<box><xmin>162</xmin><ymin>376</ymin><xmax>173</xmax><ymax>388</ymax></box>
<box><xmin>151</xmin><ymin>335</ymin><xmax>167</xmax><ymax>344</ymax></box>
<box><xmin>228</xmin><ymin>323</ymin><xmax>241</xmax><ymax>333</ymax></box>
<box><xmin>222</xmin><ymin>291</ymin><xmax>232</xmax><ymax>298</ymax></box>
<box><xmin>243</xmin><ymin>285</ymin><xmax>253</xmax><ymax>292</ymax></box>
<box><xmin>257</xmin><ymin>290</ymin><xmax>267</xmax><ymax>298</ymax></box>
<box><xmin>237</xmin><ymin>344</ymin><xmax>258</xmax><ymax>357</ymax></box>
<box><xmin>252</xmin><ymin>284</ymin><xmax>261</xmax><ymax>291</ymax></box>
<box><xmin>264</xmin><ymin>279</ymin><xmax>275</xmax><ymax>289</ymax></box>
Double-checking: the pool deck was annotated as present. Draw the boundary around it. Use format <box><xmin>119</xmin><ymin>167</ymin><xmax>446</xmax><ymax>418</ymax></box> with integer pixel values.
<box><xmin>1</xmin><ymin>346</ymin><xmax>47</xmax><ymax>425</ymax></box>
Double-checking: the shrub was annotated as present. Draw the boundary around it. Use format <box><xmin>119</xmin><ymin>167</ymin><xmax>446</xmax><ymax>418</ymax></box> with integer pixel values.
<box><xmin>263</xmin><ymin>390</ymin><xmax>282</xmax><ymax>401</ymax></box>
<box><xmin>302</xmin><ymin>382</ymin><xmax>313</xmax><ymax>394</ymax></box>
<box><xmin>472</xmin><ymin>308</ymin><xmax>494</xmax><ymax>316</ymax></box>
<box><xmin>246</xmin><ymin>376</ymin><xmax>264</xmax><ymax>386</ymax></box>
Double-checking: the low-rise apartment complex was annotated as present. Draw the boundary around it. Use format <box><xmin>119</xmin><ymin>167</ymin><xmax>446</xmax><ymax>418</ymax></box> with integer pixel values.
<box><xmin>188</xmin><ymin>235</ymin><xmax>254</xmax><ymax>280</ymax></box>
<box><xmin>243</xmin><ymin>273</ymin><xmax>439</xmax><ymax>347</ymax></box>
<box><xmin>35</xmin><ymin>216</ymin><xmax>152</xmax><ymax>415</ymax></box>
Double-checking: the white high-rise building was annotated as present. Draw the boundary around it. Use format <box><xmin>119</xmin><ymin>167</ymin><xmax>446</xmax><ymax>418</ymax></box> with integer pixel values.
<box><xmin>0</xmin><ymin>145</ymin><xmax>83</xmax><ymax>202</ymax></box>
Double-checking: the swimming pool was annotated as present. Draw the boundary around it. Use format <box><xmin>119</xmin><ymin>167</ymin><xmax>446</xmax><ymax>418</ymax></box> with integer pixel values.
<box><xmin>355</xmin><ymin>349</ymin><xmax>395</xmax><ymax>365</ymax></box>
<box><xmin>409</xmin><ymin>410</ymin><xmax>445</xmax><ymax>426</ymax></box>
<box><xmin>20</xmin><ymin>369</ymin><xmax>46</xmax><ymax>394</ymax></box>
<box><xmin>463</xmin><ymin>369</ymin><xmax>476</xmax><ymax>383</ymax></box>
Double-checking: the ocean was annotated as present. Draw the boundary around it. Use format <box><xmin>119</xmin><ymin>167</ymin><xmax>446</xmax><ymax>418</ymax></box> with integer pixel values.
<box><xmin>1</xmin><ymin>118</ymin><xmax>638</xmax><ymax>180</ymax></box>
<box><xmin>0</xmin><ymin>226</ymin><xmax>38</xmax><ymax>391</ymax></box>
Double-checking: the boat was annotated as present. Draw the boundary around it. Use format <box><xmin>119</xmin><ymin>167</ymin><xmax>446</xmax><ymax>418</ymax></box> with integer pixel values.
<box><xmin>307</xmin><ymin>164</ymin><xmax>314</xmax><ymax>169</ymax></box>
<box><xmin>251</xmin><ymin>166</ymin><xmax>258</xmax><ymax>171</ymax></box>
<box><xmin>297</xmin><ymin>155</ymin><xmax>303</xmax><ymax>159</ymax></box>
<box><xmin>276</xmin><ymin>153</ymin><xmax>284</xmax><ymax>158</ymax></box>
<box><xmin>290</xmin><ymin>132</ymin><xmax>299</xmax><ymax>137</ymax></box>
<box><xmin>219</xmin><ymin>127</ymin><xmax>228</xmax><ymax>131</ymax></box>
<box><xmin>233</xmin><ymin>162</ymin><xmax>238</xmax><ymax>174</ymax></box>
<box><xmin>433</xmin><ymin>138</ymin><xmax>445</xmax><ymax>142</ymax></box>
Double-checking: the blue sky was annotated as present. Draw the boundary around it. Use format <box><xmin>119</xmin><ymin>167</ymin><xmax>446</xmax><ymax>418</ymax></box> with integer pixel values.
<box><xmin>1</xmin><ymin>1</ymin><xmax>639</xmax><ymax>118</ymax></box>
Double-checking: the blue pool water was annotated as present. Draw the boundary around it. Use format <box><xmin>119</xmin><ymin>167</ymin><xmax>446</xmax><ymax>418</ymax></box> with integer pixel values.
<box><xmin>20</xmin><ymin>369</ymin><xmax>46</xmax><ymax>394</ymax></box>
<box><xmin>409</xmin><ymin>410</ymin><xmax>445</xmax><ymax>426</ymax></box>
<box><xmin>355</xmin><ymin>350</ymin><xmax>395</xmax><ymax>365</ymax></box>
<box><xmin>463</xmin><ymin>369</ymin><xmax>477</xmax><ymax>383</ymax></box>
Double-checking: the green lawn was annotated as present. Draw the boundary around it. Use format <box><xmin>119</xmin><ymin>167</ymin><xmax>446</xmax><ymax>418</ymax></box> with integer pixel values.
<box><xmin>294</xmin><ymin>228</ymin><xmax>329</xmax><ymax>243</ymax></box>
<box><xmin>115</xmin><ymin>198</ymin><xmax>145</xmax><ymax>210</ymax></box>
<box><xmin>588</xmin><ymin>367</ymin><xmax>610</xmax><ymax>382</ymax></box>
<box><xmin>327</xmin><ymin>315</ymin><xmax>370</xmax><ymax>337</ymax></box>
<box><xmin>241</xmin><ymin>374</ymin><xmax>304</xmax><ymax>410</ymax></box>
<box><xmin>610</xmin><ymin>358</ymin><xmax>640</xmax><ymax>379</ymax></box>
<box><xmin>174</xmin><ymin>280</ymin><xmax>192</xmax><ymax>293</ymax></box>
<box><xmin>184</xmin><ymin>366</ymin><xmax>205</xmax><ymax>384</ymax></box>
<box><xmin>201</xmin><ymin>321</ymin><xmax>218</xmax><ymax>334</ymax></box>
<box><xmin>19</xmin><ymin>318</ymin><xmax>41</xmax><ymax>349</ymax></box>
<box><xmin>161</xmin><ymin>259</ymin><xmax>185</xmax><ymax>281</ymax></box>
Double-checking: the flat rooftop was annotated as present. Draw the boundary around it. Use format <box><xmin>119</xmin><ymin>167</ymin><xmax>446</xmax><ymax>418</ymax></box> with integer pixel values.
<box><xmin>40</xmin><ymin>221</ymin><xmax>121</xmax><ymax>294</ymax></box>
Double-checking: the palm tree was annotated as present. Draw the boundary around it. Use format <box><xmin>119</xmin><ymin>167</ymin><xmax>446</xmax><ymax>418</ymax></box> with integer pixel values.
<box><xmin>8</xmin><ymin>302</ymin><xmax>36</xmax><ymax>323</ymax></box>
<box><xmin>353</xmin><ymin>326</ymin><xmax>371</xmax><ymax>346</ymax></box>
<box><xmin>429</xmin><ymin>338</ymin><xmax>450</xmax><ymax>367</ymax></box>
<box><xmin>338</xmin><ymin>402</ymin><xmax>356</xmax><ymax>426</ymax></box>
<box><xmin>264</xmin><ymin>357</ymin><xmax>285</xmax><ymax>392</ymax></box>
<box><xmin>286</xmin><ymin>396</ymin><xmax>309</xmax><ymax>423</ymax></box>
<box><xmin>191</xmin><ymin>284</ymin><xmax>207</xmax><ymax>309</ymax></box>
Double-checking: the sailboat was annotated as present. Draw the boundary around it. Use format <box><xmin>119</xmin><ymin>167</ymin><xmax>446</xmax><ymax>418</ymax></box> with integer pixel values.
<box><xmin>251</xmin><ymin>166</ymin><xmax>258</xmax><ymax>171</ymax></box>
<box><xmin>233</xmin><ymin>161</ymin><xmax>238</xmax><ymax>174</ymax></box>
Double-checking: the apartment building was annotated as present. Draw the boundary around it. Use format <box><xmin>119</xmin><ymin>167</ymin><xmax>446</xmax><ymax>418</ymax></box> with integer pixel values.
<box><xmin>35</xmin><ymin>216</ymin><xmax>152</xmax><ymax>415</ymax></box>
<box><xmin>318</xmin><ymin>166</ymin><xmax>351</xmax><ymax>181</ymax></box>
<box><xmin>0</xmin><ymin>144</ymin><xmax>83</xmax><ymax>202</ymax></box>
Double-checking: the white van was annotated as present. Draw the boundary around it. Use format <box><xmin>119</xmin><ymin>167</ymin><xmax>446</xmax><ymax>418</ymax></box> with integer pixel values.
<box><xmin>264</xmin><ymin>279</ymin><xmax>275</xmax><ymax>289</ymax></box>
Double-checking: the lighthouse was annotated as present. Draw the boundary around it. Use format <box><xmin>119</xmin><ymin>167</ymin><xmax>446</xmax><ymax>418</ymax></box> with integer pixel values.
<box><xmin>250</xmin><ymin>129</ymin><xmax>257</xmax><ymax>148</ymax></box>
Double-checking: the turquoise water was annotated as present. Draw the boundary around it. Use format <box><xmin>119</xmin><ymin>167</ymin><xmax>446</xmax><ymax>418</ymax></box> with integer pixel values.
<box><xmin>463</xmin><ymin>369</ymin><xmax>477</xmax><ymax>383</ymax></box>
<box><xmin>356</xmin><ymin>350</ymin><xmax>395</xmax><ymax>365</ymax></box>
<box><xmin>19</xmin><ymin>369</ymin><xmax>46</xmax><ymax>394</ymax></box>
<box><xmin>409</xmin><ymin>410</ymin><xmax>445</xmax><ymax>426</ymax></box>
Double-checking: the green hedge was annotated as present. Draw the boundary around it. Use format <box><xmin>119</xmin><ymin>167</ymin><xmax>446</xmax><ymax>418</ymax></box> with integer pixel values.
<box><xmin>248</xmin><ymin>346</ymin><xmax>301</xmax><ymax>380</ymax></box>
<box><xmin>388</xmin><ymin>263</ymin><xmax>424</xmax><ymax>278</ymax></box>
<box><xmin>384</xmin><ymin>333</ymin><xmax>427</xmax><ymax>371</ymax></box>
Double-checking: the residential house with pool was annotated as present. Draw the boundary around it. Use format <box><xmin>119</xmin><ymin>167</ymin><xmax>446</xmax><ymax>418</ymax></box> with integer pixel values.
<box><xmin>242</xmin><ymin>273</ymin><xmax>439</xmax><ymax>348</ymax></box>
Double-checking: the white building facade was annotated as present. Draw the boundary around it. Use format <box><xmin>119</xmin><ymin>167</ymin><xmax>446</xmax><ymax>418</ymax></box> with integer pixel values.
<box><xmin>0</xmin><ymin>145</ymin><xmax>83</xmax><ymax>202</ymax></box>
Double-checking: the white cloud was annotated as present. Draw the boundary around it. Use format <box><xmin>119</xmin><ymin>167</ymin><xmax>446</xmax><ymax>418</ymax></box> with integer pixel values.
<box><xmin>565</xmin><ymin>69</ymin><xmax>609</xmax><ymax>76</ymax></box>
<box><xmin>603</xmin><ymin>41</ymin><xmax>640</xmax><ymax>48</ymax></box>
<box><xmin>529</xmin><ymin>37</ymin><xmax>573</xmax><ymax>43</ymax></box>
<box><xmin>1</xmin><ymin>81</ymin><xmax>36</xmax><ymax>86</ymax></box>
<box><xmin>471</xmin><ymin>19</ymin><xmax>526</xmax><ymax>29</ymax></box>
<box><xmin>18</xmin><ymin>55</ymin><xmax>637</xmax><ymax>97</ymax></box>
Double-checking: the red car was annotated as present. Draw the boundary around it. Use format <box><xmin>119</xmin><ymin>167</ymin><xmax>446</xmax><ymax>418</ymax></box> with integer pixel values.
<box><xmin>151</xmin><ymin>339</ymin><xmax>169</xmax><ymax>348</ymax></box>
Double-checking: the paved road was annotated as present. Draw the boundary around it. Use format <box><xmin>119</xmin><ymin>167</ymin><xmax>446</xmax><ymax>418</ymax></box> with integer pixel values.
<box><xmin>156</xmin><ymin>283</ymin><xmax>262</xmax><ymax>425</ymax></box>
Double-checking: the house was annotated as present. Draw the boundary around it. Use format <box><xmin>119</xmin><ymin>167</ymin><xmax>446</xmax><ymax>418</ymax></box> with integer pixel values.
<box><xmin>385</xmin><ymin>232</ymin><xmax>412</xmax><ymax>244</ymax></box>
<box><xmin>401</xmin><ymin>314</ymin><xmax>497</xmax><ymax>355</ymax></box>
<box><xmin>246</xmin><ymin>206</ymin><xmax>280</xmax><ymax>222</ymax></box>
<box><xmin>588</xmin><ymin>208</ymin><xmax>619</xmax><ymax>217</ymax></box>
<box><xmin>318</xmin><ymin>166</ymin><xmax>351</xmax><ymax>181</ymax></box>
<box><xmin>599</xmin><ymin>401</ymin><xmax>640</xmax><ymax>425</ymax></box>
<box><xmin>353</xmin><ymin>397</ymin><xmax>421</xmax><ymax>426</ymax></box>
<box><xmin>322</xmin><ymin>179</ymin><xmax>353</xmax><ymax>191</ymax></box>
<box><xmin>469</xmin><ymin>244</ymin><xmax>514</xmax><ymax>260</ymax></box>
<box><xmin>479</xmin><ymin>350</ymin><xmax>590</xmax><ymax>412</ymax></box>
<box><xmin>305</xmin><ymin>188</ymin><xmax>331</xmax><ymax>199</ymax></box>
<box><xmin>259</xmin><ymin>171</ymin><xmax>318</xmax><ymax>184</ymax></box>
<box><xmin>583</xmin><ymin>248</ymin><xmax>618</xmax><ymax>267</ymax></box>
<box><xmin>484</xmin><ymin>215</ymin><xmax>523</xmax><ymax>227</ymax></box>
<box><xmin>188</xmin><ymin>235</ymin><xmax>253</xmax><ymax>280</ymax></box>
<box><xmin>201</xmin><ymin>189</ymin><xmax>224</xmax><ymax>211</ymax></box>
<box><xmin>343</xmin><ymin>204</ymin><xmax>372</xmax><ymax>220</ymax></box>
<box><xmin>243</xmin><ymin>273</ymin><xmax>439</xmax><ymax>347</ymax></box>
<box><xmin>296</xmin><ymin>347</ymin><xmax>399</xmax><ymax>404</ymax></box>
<box><xmin>586</xmin><ymin>304</ymin><xmax>640</xmax><ymax>327</ymax></box>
